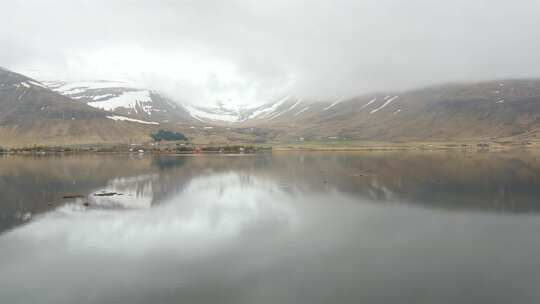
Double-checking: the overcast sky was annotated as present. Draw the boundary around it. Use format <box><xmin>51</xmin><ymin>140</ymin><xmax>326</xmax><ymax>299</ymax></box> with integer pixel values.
<box><xmin>3</xmin><ymin>0</ymin><xmax>540</xmax><ymax>106</ymax></box>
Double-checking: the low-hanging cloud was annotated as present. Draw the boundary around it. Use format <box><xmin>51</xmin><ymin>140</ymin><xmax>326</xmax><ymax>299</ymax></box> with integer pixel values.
<box><xmin>3</xmin><ymin>0</ymin><xmax>540</xmax><ymax>106</ymax></box>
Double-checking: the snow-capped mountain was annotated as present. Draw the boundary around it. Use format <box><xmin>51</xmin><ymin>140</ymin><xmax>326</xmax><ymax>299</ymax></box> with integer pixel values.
<box><xmin>0</xmin><ymin>67</ymin><xmax>161</xmax><ymax>146</ymax></box>
<box><xmin>45</xmin><ymin>80</ymin><xmax>152</xmax><ymax>112</ymax></box>
<box><xmin>183</xmin><ymin>101</ymin><xmax>260</xmax><ymax>123</ymax></box>
<box><xmin>42</xmin><ymin>80</ymin><xmax>190</xmax><ymax>123</ymax></box>
<box><xmin>21</xmin><ymin>71</ymin><xmax>200</xmax><ymax>125</ymax></box>
<box><xmin>22</xmin><ymin>69</ymin><xmax>325</xmax><ymax>126</ymax></box>
<box><xmin>31</xmin><ymin>76</ymin><xmax>284</xmax><ymax>126</ymax></box>
<box><xmin>17</xmin><ymin>68</ymin><xmax>540</xmax><ymax>144</ymax></box>
<box><xmin>179</xmin><ymin>95</ymin><xmax>352</xmax><ymax>125</ymax></box>
<box><xmin>181</xmin><ymin>96</ymin><xmax>322</xmax><ymax>124</ymax></box>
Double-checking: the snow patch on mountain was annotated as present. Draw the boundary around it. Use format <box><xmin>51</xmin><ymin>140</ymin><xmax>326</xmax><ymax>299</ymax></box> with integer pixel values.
<box><xmin>370</xmin><ymin>96</ymin><xmax>399</xmax><ymax>114</ymax></box>
<box><xmin>34</xmin><ymin>78</ymin><xmax>167</xmax><ymax>116</ymax></box>
<box><xmin>107</xmin><ymin>115</ymin><xmax>159</xmax><ymax>125</ymax></box>
<box><xmin>13</xmin><ymin>80</ymin><xmax>48</xmax><ymax>91</ymax></box>
<box><xmin>49</xmin><ymin>80</ymin><xmax>129</xmax><ymax>95</ymax></box>
<box><xmin>288</xmin><ymin>99</ymin><xmax>302</xmax><ymax>111</ymax></box>
<box><xmin>89</xmin><ymin>91</ymin><xmax>153</xmax><ymax>114</ymax></box>
<box><xmin>248</xmin><ymin>96</ymin><xmax>291</xmax><ymax>120</ymax></box>
<box><xmin>27</xmin><ymin>80</ymin><xmax>47</xmax><ymax>89</ymax></box>
<box><xmin>294</xmin><ymin>106</ymin><xmax>310</xmax><ymax>116</ymax></box>
<box><xmin>184</xmin><ymin>105</ymin><xmax>239</xmax><ymax>123</ymax></box>
<box><xmin>323</xmin><ymin>99</ymin><xmax>343</xmax><ymax>111</ymax></box>
<box><xmin>266</xmin><ymin>98</ymin><xmax>304</xmax><ymax>121</ymax></box>
<box><xmin>92</xmin><ymin>94</ymin><xmax>116</xmax><ymax>101</ymax></box>
<box><xmin>360</xmin><ymin>98</ymin><xmax>377</xmax><ymax>109</ymax></box>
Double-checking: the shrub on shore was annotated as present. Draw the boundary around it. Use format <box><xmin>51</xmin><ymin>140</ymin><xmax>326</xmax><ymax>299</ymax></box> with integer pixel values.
<box><xmin>151</xmin><ymin>130</ymin><xmax>188</xmax><ymax>142</ymax></box>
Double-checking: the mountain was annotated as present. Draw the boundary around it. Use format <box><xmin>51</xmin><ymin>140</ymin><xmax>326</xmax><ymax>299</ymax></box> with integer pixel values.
<box><xmin>231</xmin><ymin>80</ymin><xmax>540</xmax><ymax>143</ymax></box>
<box><xmin>37</xmin><ymin>77</ymin><xmax>253</xmax><ymax>125</ymax></box>
<box><xmin>0</xmin><ymin>67</ymin><xmax>161</xmax><ymax>146</ymax></box>
<box><xmin>28</xmin><ymin>73</ymin><xmax>284</xmax><ymax>125</ymax></box>
<box><xmin>35</xmin><ymin>79</ymin><xmax>200</xmax><ymax>125</ymax></box>
<box><xmin>5</xmin><ymin>67</ymin><xmax>540</xmax><ymax>146</ymax></box>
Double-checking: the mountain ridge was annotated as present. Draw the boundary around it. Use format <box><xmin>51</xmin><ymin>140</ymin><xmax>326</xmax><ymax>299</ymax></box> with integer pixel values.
<box><xmin>0</xmin><ymin>68</ymin><xmax>161</xmax><ymax>146</ymax></box>
<box><xmin>3</xmin><ymin>67</ymin><xmax>540</xmax><ymax>146</ymax></box>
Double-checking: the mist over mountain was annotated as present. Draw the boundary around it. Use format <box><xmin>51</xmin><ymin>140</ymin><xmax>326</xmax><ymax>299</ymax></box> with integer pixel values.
<box><xmin>1</xmin><ymin>0</ymin><xmax>540</xmax><ymax>146</ymax></box>
<box><xmin>3</xmin><ymin>0</ymin><xmax>540</xmax><ymax>108</ymax></box>
<box><xmin>2</xmin><ymin>66</ymin><xmax>540</xmax><ymax>147</ymax></box>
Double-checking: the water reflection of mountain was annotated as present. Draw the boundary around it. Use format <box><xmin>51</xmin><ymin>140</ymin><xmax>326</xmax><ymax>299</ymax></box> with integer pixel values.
<box><xmin>206</xmin><ymin>151</ymin><xmax>540</xmax><ymax>214</ymax></box>
<box><xmin>0</xmin><ymin>155</ymin><xmax>155</xmax><ymax>232</ymax></box>
<box><xmin>265</xmin><ymin>151</ymin><xmax>540</xmax><ymax>213</ymax></box>
<box><xmin>2</xmin><ymin>151</ymin><xmax>540</xmax><ymax>233</ymax></box>
<box><xmin>0</xmin><ymin>154</ymin><xmax>251</xmax><ymax>232</ymax></box>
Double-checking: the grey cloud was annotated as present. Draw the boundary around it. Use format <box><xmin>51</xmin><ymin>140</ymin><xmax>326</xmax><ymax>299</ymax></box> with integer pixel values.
<box><xmin>3</xmin><ymin>0</ymin><xmax>540</xmax><ymax>105</ymax></box>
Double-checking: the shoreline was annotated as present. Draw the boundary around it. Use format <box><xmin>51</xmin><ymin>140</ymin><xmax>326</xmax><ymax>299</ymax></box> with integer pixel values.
<box><xmin>1</xmin><ymin>141</ymin><xmax>538</xmax><ymax>155</ymax></box>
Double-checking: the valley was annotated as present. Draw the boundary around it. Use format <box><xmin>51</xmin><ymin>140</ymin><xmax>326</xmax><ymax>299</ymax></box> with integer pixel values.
<box><xmin>2</xmin><ymin>67</ymin><xmax>540</xmax><ymax>149</ymax></box>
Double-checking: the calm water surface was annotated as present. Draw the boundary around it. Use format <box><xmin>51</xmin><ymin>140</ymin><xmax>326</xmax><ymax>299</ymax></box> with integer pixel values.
<box><xmin>2</xmin><ymin>151</ymin><xmax>540</xmax><ymax>303</ymax></box>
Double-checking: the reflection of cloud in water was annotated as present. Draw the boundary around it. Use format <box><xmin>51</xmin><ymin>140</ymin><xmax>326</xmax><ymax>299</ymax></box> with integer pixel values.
<box><xmin>6</xmin><ymin>153</ymin><xmax>540</xmax><ymax>303</ymax></box>
<box><xmin>90</xmin><ymin>174</ymin><xmax>158</xmax><ymax>209</ymax></box>
<box><xmin>2</xmin><ymin>173</ymin><xmax>297</xmax><ymax>256</ymax></box>
<box><xmin>5</xmin><ymin>168</ymin><xmax>540</xmax><ymax>304</ymax></box>
<box><xmin>5</xmin><ymin>170</ymin><xmax>378</xmax><ymax>304</ymax></box>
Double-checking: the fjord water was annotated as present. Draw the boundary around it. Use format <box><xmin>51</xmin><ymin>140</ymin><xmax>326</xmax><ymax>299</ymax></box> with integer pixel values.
<box><xmin>2</xmin><ymin>152</ymin><xmax>540</xmax><ymax>303</ymax></box>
